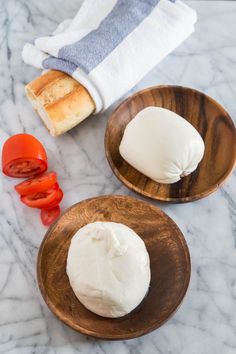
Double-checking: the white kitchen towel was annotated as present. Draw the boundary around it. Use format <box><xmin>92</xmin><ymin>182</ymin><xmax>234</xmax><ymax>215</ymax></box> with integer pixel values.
<box><xmin>22</xmin><ymin>0</ymin><xmax>197</xmax><ymax>113</ymax></box>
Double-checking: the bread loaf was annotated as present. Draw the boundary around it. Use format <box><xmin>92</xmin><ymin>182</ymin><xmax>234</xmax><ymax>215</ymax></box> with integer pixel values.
<box><xmin>25</xmin><ymin>70</ymin><xmax>95</xmax><ymax>136</ymax></box>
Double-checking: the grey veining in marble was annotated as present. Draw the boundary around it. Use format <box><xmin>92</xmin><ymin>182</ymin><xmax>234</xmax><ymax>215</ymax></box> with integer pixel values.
<box><xmin>0</xmin><ymin>0</ymin><xmax>236</xmax><ymax>353</ymax></box>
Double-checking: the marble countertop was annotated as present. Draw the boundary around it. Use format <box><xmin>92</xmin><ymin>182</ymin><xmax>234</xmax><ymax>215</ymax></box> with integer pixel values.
<box><xmin>0</xmin><ymin>0</ymin><xmax>236</xmax><ymax>353</ymax></box>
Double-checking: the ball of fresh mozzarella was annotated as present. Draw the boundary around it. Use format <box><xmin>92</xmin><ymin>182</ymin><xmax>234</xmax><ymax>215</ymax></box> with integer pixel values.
<box><xmin>119</xmin><ymin>107</ymin><xmax>205</xmax><ymax>184</ymax></box>
<box><xmin>66</xmin><ymin>221</ymin><xmax>150</xmax><ymax>318</ymax></box>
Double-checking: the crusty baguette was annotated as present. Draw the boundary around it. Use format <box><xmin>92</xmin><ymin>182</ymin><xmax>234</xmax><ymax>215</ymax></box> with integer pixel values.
<box><xmin>25</xmin><ymin>70</ymin><xmax>95</xmax><ymax>136</ymax></box>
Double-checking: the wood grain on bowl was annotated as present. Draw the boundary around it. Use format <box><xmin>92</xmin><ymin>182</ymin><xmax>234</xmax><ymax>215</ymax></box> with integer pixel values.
<box><xmin>37</xmin><ymin>195</ymin><xmax>190</xmax><ymax>340</ymax></box>
<box><xmin>105</xmin><ymin>85</ymin><xmax>236</xmax><ymax>202</ymax></box>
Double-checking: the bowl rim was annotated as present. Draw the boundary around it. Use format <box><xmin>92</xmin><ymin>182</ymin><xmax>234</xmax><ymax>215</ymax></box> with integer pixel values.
<box><xmin>104</xmin><ymin>85</ymin><xmax>236</xmax><ymax>203</ymax></box>
<box><xmin>37</xmin><ymin>194</ymin><xmax>191</xmax><ymax>340</ymax></box>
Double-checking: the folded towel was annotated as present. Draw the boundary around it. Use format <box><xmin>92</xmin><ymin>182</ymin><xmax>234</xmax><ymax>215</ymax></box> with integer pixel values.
<box><xmin>22</xmin><ymin>0</ymin><xmax>197</xmax><ymax>113</ymax></box>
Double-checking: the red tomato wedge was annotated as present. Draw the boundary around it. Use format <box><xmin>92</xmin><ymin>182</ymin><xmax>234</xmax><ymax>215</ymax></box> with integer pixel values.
<box><xmin>41</xmin><ymin>188</ymin><xmax>63</xmax><ymax>209</ymax></box>
<box><xmin>20</xmin><ymin>183</ymin><xmax>59</xmax><ymax>209</ymax></box>
<box><xmin>2</xmin><ymin>134</ymin><xmax>48</xmax><ymax>178</ymax></box>
<box><xmin>15</xmin><ymin>172</ymin><xmax>57</xmax><ymax>196</ymax></box>
<box><xmin>40</xmin><ymin>206</ymin><xmax>61</xmax><ymax>226</ymax></box>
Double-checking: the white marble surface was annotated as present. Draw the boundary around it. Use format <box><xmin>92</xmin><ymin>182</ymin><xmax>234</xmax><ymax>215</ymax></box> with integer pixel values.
<box><xmin>0</xmin><ymin>0</ymin><xmax>236</xmax><ymax>353</ymax></box>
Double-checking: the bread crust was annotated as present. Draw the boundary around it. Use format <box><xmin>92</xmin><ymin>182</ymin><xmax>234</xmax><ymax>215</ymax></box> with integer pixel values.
<box><xmin>25</xmin><ymin>70</ymin><xmax>95</xmax><ymax>136</ymax></box>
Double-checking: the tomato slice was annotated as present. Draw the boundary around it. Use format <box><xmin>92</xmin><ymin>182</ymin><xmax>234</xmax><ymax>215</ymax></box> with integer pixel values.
<box><xmin>40</xmin><ymin>206</ymin><xmax>61</xmax><ymax>226</ymax></box>
<box><xmin>20</xmin><ymin>183</ymin><xmax>59</xmax><ymax>208</ymax></box>
<box><xmin>41</xmin><ymin>188</ymin><xmax>63</xmax><ymax>209</ymax></box>
<box><xmin>40</xmin><ymin>205</ymin><xmax>61</xmax><ymax>226</ymax></box>
<box><xmin>2</xmin><ymin>134</ymin><xmax>48</xmax><ymax>177</ymax></box>
<box><xmin>15</xmin><ymin>172</ymin><xmax>57</xmax><ymax>196</ymax></box>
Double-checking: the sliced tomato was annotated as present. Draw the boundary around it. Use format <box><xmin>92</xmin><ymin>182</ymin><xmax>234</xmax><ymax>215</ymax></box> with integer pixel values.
<box><xmin>2</xmin><ymin>134</ymin><xmax>48</xmax><ymax>178</ymax></box>
<box><xmin>41</xmin><ymin>188</ymin><xmax>63</xmax><ymax>209</ymax></box>
<box><xmin>20</xmin><ymin>183</ymin><xmax>59</xmax><ymax>209</ymax></box>
<box><xmin>40</xmin><ymin>206</ymin><xmax>61</xmax><ymax>226</ymax></box>
<box><xmin>15</xmin><ymin>172</ymin><xmax>57</xmax><ymax>196</ymax></box>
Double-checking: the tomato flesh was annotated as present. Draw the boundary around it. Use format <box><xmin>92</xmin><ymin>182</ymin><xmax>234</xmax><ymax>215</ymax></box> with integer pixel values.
<box><xmin>2</xmin><ymin>134</ymin><xmax>48</xmax><ymax>178</ymax></box>
<box><xmin>4</xmin><ymin>158</ymin><xmax>47</xmax><ymax>178</ymax></box>
<box><xmin>40</xmin><ymin>206</ymin><xmax>61</xmax><ymax>226</ymax></box>
<box><xmin>20</xmin><ymin>183</ymin><xmax>59</xmax><ymax>209</ymax></box>
<box><xmin>2</xmin><ymin>134</ymin><xmax>64</xmax><ymax>224</ymax></box>
<box><xmin>41</xmin><ymin>188</ymin><xmax>63</xmax><ymax>209</ymax></box>
<box><xmin>15</xmin><ymin>171</ymin><xmax>57</xmax><ymax>195</ymax></box>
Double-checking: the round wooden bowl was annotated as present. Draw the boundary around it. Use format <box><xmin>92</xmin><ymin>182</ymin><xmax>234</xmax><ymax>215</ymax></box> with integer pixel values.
<box><xmin>105</xmin><ymin>86</ymin><xmax>236</xmax><ymax>202</ymax></box>
<box><xmin>37</xmin><ymin>195</ymin><xmax>190</xmax><ymax>340</ymax></box>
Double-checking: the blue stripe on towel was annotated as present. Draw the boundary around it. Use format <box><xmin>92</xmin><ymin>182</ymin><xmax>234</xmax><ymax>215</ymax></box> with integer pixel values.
<box><xmin>43</xmin><ymin>57</ymin><xmax>77</xmax><ymax>75</ymax></box>
<box><xmin>57</xmin><ymin>0</ymin><xmax>161</xmax><ymax>74</ymax></box>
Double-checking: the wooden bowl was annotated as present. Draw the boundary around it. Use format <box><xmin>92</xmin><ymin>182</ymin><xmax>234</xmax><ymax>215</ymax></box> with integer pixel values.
<box><xmin>105</xmin><ymin>86</ymin><xmax>236</xmax><ymax>202</ymax></box>
<box><xmin>37</xmin><ymin>195</ymin><xmax>190</xmax><ymax>340</ymax></box>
